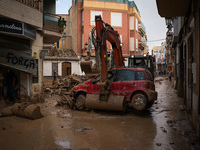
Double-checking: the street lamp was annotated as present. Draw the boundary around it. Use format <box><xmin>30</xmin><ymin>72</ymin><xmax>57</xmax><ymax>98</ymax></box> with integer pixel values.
<box><xmin>85</xmin><ymin>42</ymin><xmax>88</xmax><ymax>50</ymax></box>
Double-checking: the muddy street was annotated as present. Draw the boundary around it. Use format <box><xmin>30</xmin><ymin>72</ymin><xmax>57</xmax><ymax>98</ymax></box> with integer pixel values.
<box><xmin>0</xmin><ymin>76</ymin><xmax>199</xmax><ymax>150</ymax></box>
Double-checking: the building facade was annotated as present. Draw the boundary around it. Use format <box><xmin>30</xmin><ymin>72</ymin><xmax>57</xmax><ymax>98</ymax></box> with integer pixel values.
<box><xmin>156</xmin><ymin>0</ymin><xmax>200</xmax><ymax>142</ymax></box>
<box><xmin>0</xmin><ymin>0</ymin><xmax>63</xmax><ymax>102</ymax></box>
<box><xmin>153</xmin><ymin>45</ymin><xmax>166</xmax><ymax>73</ymax></box>
<box><xmin>68</xmin><ymin>0</ymin><xmax>147</xmax><ymax>68</ymax></box>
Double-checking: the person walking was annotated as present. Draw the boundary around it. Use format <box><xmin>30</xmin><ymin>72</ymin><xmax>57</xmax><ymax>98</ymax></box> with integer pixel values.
<box><xmin>7</xmin><ymin>69</ymin><xmax>16</xmax><ymax>103</ymax></box>
<box><xmin>169</xmin><ymin>70</ymin><xmax>172</xmax><ymax>82</ymax></box>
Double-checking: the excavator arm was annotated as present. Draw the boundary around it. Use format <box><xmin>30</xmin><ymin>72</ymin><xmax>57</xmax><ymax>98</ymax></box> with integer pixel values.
<box><xmin>84</xmin><ymin>15</ymin><xmax>126</xmax><ymax>111</ymax></box>
<box><xmin>95</xmin><ymin>15</ymin><xmax>124</xmax><ymax>83</ymax></box>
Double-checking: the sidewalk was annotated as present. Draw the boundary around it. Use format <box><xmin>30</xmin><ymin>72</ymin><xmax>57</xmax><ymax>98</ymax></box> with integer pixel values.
<box><xmin>153</xmin><ymin>76</ymin><xmax>200</xmax><ymax>149</ymax></box>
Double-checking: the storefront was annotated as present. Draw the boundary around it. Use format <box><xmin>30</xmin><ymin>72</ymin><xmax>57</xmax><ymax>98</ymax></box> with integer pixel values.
<box><xmin>0</xmin><ymin>18</ymin><xmax>37</xmax><ymax>102</ymax></box>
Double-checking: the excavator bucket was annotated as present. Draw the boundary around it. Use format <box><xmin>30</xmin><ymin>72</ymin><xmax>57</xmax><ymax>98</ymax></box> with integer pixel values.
<box><xmin>80</xmin><ymin>61</ymin><xmax>100</xmax><ymax>78</ymax></box>
<box><xmin>80</xmin><ymin>61</ymin><xmax>93</xmax><ymax>74</ymax></box>
<box><xmin>85</xmin><ymin>94</ymin><xmax>126</xmax><ymax>111</ymax></box>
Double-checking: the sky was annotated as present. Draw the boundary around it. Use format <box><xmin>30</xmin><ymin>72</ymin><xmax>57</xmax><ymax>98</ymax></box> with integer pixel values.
<box><xmin>56</xmin><ymin>0</ymin><xmax>167</xmax><ymax>52</ymax></box>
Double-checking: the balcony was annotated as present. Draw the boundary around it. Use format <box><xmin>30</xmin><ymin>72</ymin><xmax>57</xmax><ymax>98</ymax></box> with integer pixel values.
<box><xmin>139</xmin><ymin>23</ymin><xmax>146</xmax><ymax>36</ymax></box>
<box><xmin>139</xmin><ymin>36</ymin><xmax>146</xmax><ymax>50</ymax></box>
<box><xmin>43</xmin><ymin>13</ymin><xmax>66</xmax><ymax>44</ymax></box>
<box><xmin>15</xmin><ymin>0</ymin><xmax>43</xmax><ymax>11</ymax></box>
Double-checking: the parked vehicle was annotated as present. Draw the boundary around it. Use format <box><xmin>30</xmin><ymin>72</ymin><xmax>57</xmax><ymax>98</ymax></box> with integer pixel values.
<box><xmin>72</xmin><ymin>67</ymin><xmax>157</xmax><ymax>111</ymax></box>
<box><xmin>128</xmin><ymin>54</ymin><xmax>156</xmax><ymax>79</ymax></box>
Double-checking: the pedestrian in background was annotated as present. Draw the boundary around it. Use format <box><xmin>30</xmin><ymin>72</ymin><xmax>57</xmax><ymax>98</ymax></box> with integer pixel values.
<box><xmin>169</xmin><ymin>70</ymin><xmax>172</xmax><ymax>82</ymax></box>
<box><xmin>7</xmin><ymin>69</ymin><xmax>16</xmax><ymax>103</ymax></box>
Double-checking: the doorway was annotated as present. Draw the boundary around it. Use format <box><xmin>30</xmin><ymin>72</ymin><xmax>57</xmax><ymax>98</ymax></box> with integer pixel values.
<box><xmin>62</xmin><ymin>62</ymin><xmax>71</xmax><ymax>78</ymax></box>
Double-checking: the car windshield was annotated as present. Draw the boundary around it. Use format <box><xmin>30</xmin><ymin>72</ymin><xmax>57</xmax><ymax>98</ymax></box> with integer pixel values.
<box><xmin>92</xmin><ymin>71</ymin><xmax>114</xmax><ymax>84</ymax></box>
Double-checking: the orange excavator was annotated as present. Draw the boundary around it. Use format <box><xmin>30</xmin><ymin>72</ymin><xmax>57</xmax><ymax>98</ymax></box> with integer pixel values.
<box><xmin>84</xmin><ymin>15</ymin><xmax>126</xmax><ymax>111</ymax></box>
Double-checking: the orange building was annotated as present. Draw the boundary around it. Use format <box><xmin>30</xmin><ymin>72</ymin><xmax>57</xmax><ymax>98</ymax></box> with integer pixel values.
<box><xmin>67</xmin><ymin>0</ymin><xmax>145</xmax><ymax>66</ymax></box>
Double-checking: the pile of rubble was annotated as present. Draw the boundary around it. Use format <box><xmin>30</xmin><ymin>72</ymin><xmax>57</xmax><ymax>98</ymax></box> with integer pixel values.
<box><xmin>45</xmin><ymin>74</ymin><xmax>89</xmax><ymax>108</ymax></box>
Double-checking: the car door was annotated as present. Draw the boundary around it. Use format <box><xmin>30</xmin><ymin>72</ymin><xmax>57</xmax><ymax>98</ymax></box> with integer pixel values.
<box><xmin>110</xmin><ymin>69</ymin><xmax>137</xmax><ymax>100</ymax></box>
<box><xmin>88</xmin><ymin>71</ymin><xmax>114</xmax><ymax>94</ymax></box>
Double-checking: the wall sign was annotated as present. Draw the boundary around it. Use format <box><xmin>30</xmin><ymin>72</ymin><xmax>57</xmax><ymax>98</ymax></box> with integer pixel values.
<box><xmin>0</xmin><ymin>50</ymin><xmax>37</xmax><ymax>74</ymax></box>
<box><xmin>0</xmin><ymin>19</ymin><xmax>36</xmax><ymax>40</ymax></box>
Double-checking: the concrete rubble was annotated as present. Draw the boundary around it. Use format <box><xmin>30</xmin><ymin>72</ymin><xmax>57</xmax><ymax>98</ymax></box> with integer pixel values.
<box><xmin>45</xmin><ymin>74</ymin><xmax>89</xmax><ymax>108</ymax></box>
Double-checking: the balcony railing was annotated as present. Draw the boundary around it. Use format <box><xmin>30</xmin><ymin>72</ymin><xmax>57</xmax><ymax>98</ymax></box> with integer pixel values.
<box><xmin>139</xmin><ymin>37</ymin><xmax>146</xmax><ymax>45</ymax></box>
<box><xmin>139</xmin><ymin>23</ymin><xmax>146</xmax><ymax>31</ymax></box>
<box><xmin>15</xmin><ymin>0</ymin><xmax>42</xmax><ymax>11</ymax></box>
<box><xmin>44</xmin><ymin>13</ymin><xmax>66</xmax><ymax>33</ymax></box>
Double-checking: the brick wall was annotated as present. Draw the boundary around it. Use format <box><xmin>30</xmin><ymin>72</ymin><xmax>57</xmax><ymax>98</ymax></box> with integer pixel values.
<box><xmin>81</xmin><ymin>9</ymin><xmax>136</xmax><ymax>57</ymax></box>
<box><xmin>74</xmin><ymin>0</ymin><xmax>141</xmax><ymax>58</ymax></box>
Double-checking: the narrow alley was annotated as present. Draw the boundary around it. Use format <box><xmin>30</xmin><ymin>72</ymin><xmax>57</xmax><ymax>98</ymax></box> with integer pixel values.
<box><xmin>0</xmin><ymin>76</ymin><xmax>199</xmax><ymax>150</ymax></box>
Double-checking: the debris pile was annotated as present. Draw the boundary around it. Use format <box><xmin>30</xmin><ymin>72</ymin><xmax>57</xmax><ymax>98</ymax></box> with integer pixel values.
<box><xmin>11</xmin><ymin>102</ymin><xmax>43</xmax><ymax>119</ymax></box>
<box><xmin>46</xmin><ymin>74</ymin><xmax>88</xmax><ymax>108</ymax></box>
<box><xmin>0</xmin><ymin>102</ymin><xmax>43</xmax><ymax>120</ymax></box>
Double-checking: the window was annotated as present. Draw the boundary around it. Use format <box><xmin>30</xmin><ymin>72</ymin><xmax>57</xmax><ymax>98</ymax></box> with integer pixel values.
<box><xmin>130</xmin><ymin>16</ymin><xmax>134</xmax><ymax>30</ymax></box>
<box><xmin>91</xmin><ymin>11</ymin><xmax>102</xmax><ymax>26</ymax></box>
<box><xmin>130</xmin><ymin>38</ymin><xmax>134</xmax><ymax>51</ymax></box>
<box><xmin>59</xmin><ymin>37</ymin><xmax>66</xmax><ymax>48</ymax></box>
<box><xmin>82</xmin><ymin>11</ymin><xmax>84</xmax><ymax>25</ymax></box>
<box><xmin>114</xmin><ymin>70</ymin><xmax>135</xmax><ymax>82</ymax></box>
<box><xmin>111</xmin><ymin>13</ymin><xmax>122</xmax><ymax>27</ymax></box>
<box><xmin>136</xmin><ymin>18</ymin><xmax>138</xmax><ymax>31</ymax></box>
<box><xmin>82</xmin><ymin>34</ymin><xmax>84</xmax><ymax>49</ymax></box>
<box><xmin>135</xmin><ymin>71</ymin><xmax>146</xmax><ymax>80</ymax></box>
<box><xmin>92</xmin><ymin>71</ymin><xmax>114</xmax><ymax>84</ymax></box>
<box><xmin>120</xmin><ymin>35</ymin><xmax>122</xmax><ymax>43</ymax></box>
<box><xmin>136</xmin><ymin>39</ymin><xmax>138</xmax><ymax>51</ymax></box>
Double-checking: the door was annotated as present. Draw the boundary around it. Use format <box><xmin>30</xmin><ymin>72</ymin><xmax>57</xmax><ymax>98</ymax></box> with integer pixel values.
<box><xmin>111</xmin><ymin>69</ymin><xmax>137</xmax><ymax>100</ymax></box>
<box><xmin>62</xmin><ymin>62</ymin><xmax>71</xmax><ymax>78</ymax></box>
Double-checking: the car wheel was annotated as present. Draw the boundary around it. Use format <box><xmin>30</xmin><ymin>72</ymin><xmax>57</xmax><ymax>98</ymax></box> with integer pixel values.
<box><xmin>75</xmin><ymin>94</ymin><xmax>86</xmax><ymax>110</ymax></box>
<box><xmin>131</xmin><ymin>93</ymin><xmax>147</xmax><ymax>111</ymax></box>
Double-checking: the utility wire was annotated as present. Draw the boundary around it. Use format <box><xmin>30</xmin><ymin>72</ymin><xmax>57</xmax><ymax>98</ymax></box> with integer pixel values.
<box><xmin>147</xmin><ymin>38</ymin><xmax>166</xmax><ymax>42</ymax></box>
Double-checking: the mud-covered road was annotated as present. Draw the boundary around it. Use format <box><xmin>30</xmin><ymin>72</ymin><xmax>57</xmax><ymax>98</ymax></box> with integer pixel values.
<box><xmin>0</xmin><ymin>76</ymin><xmax>200</xmax><ymax>150</ymax></box>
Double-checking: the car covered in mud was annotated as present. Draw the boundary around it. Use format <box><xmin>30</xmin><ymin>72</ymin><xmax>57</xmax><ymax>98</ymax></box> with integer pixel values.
<box><xmin>72</xmin><ymin>67</ymin><xmax>157</xmax><ymax>111</ymax></box>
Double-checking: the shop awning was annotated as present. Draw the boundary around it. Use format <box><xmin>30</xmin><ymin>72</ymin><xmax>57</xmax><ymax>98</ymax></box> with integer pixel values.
<box><xmin>0</xmin><ymin>49</ymin><xmax>37</xmax><ymax>74</ymax></box>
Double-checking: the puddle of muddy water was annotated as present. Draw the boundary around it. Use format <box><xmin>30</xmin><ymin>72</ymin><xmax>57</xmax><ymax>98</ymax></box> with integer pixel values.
<box><xmin>55</xmin><ymin>140</ymin><xmax>71</xmax><ymax>149</ymax></box>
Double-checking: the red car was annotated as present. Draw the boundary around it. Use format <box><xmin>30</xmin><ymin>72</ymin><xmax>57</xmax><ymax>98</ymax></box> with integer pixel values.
<box><xmin>72</xmin><ymin>68</ymin><xmax>157</xmax><ymax>111</ymax></box>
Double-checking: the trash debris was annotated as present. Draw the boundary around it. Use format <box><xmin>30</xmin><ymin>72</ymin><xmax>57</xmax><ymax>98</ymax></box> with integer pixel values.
<box><xmin>43</xmin><ymin>74</ymin><xmax>89</xmax><ymax>108</ymax></box>
<box><xmin>156</xmin><ymin>143</ymin><xmax>162</xmax><ymax>146</ymax></box>
<box><xmin>170</xmin><ymin>141</ymin><xmax>174</xmax><ymax>145</ymax></box>
<box><xmin>160</xmin><ymin>127</ymin><xmax>167</xmax><ymax>133</ymax></box>
<box><xmin>11</xmin><ymin>103</ymin><xmax>43</xmax><ymax>120</ymax></box>
<box><xmin>75</xmin><ymin>126</ymin><xmax>93</xmax><ymax>132</ymax></box>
